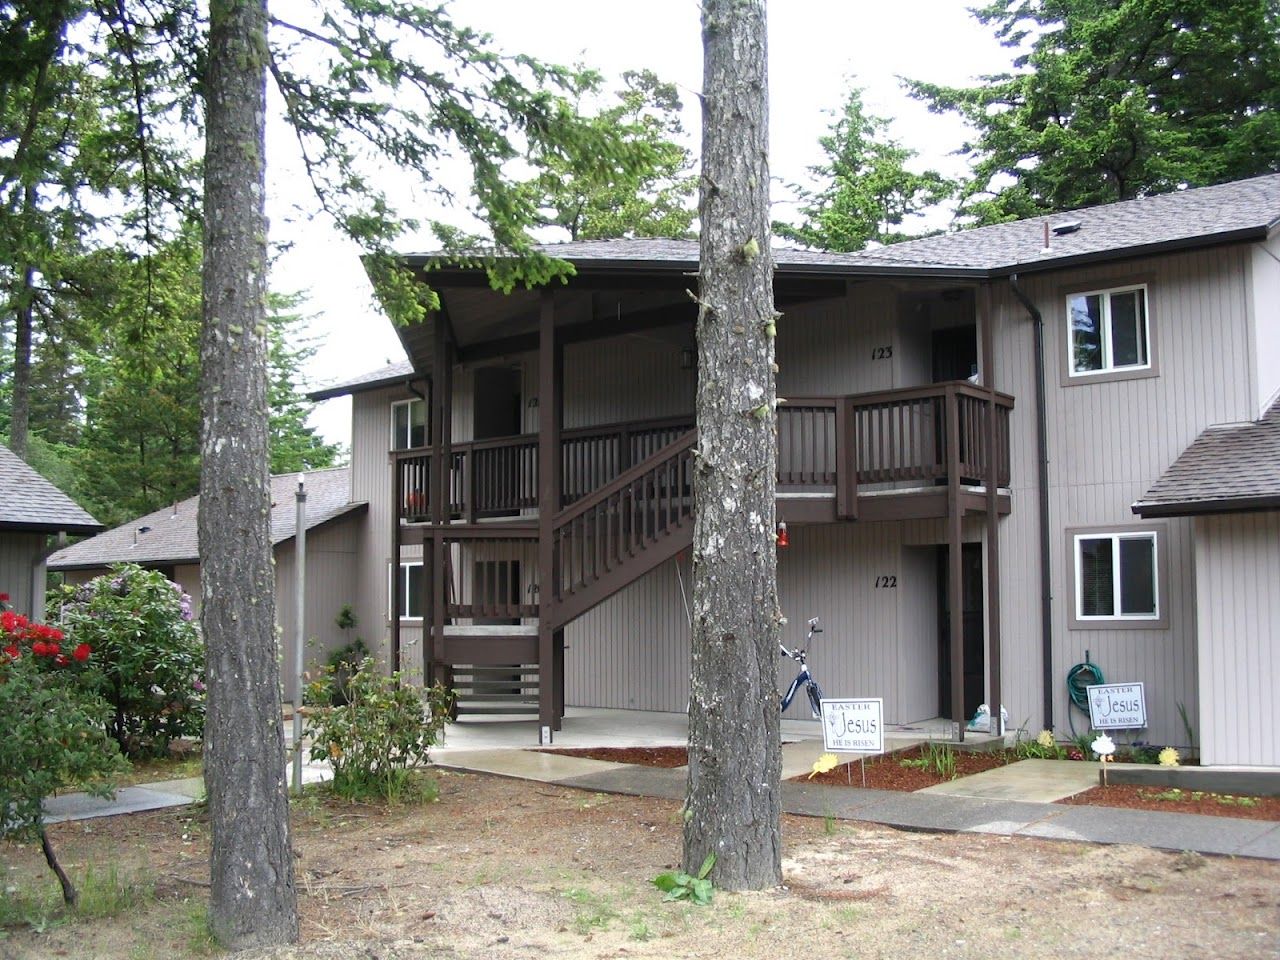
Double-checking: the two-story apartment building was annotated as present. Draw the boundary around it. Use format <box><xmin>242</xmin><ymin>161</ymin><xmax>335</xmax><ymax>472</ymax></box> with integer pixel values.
<box><xmin>311</xmin><ymin>174</ymin><xmax>1279</xmax><ymax>765</ymax></box>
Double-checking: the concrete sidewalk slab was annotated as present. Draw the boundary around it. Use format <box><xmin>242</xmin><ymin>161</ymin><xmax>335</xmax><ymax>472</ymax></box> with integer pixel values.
<box><xmin>45</xmin><ymin>786</ymin><xmax>193</xmax><ymax>824</ymax></box>
<box><xmin>434</xmin><ymin>748</ymin><xmax>633</xmax><ymax>782</ymax></box>
<box><xmin>919</xmin><ymin>758</ymin><xmax>1099</xmax><ymax>803</ymax></box>
<box><xmin>1016</xmin><ymin>804</ymin><xmax>1278</xmax><ymax>857</ymax></box>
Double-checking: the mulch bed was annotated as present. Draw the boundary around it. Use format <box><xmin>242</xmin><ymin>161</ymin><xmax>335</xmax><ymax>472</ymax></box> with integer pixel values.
<box><xmin>797</xmin><ymin>744</ymin><xmax>1010</xmax><ymax>791</ymax></box>
<box><xmin>533</xmin><ymin>744</ymin><xmax>1280</xmax><ymax>822</ymax></box>
<box><xmin>535</xmin><ymin>745</ymin><xmax>691</xmax><ymax>768</ymax></box>
<box><xmin>1059</xmin><ymin>784</ymin><xmax>1280</xmax><ymax>821</ymax></box>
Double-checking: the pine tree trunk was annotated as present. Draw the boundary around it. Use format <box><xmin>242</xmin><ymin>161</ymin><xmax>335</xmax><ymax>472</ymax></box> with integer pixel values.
<box><xmin>684</xmin><ymin>0</ymin><xmax>781</xmax><ymax>891</ymax></box>
<box><xmin>200</xmin><ymin>0</ymin><xmax>298</xmax><ymax>948</ymax></box>
<box><xmin>10</xmin><ymin>186</ymin><xmax>38</xmax><ymax>460</ymax></box>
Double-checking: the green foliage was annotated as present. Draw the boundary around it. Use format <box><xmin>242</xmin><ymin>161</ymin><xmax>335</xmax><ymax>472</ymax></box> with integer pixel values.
<box><xmin>48</xmin><ymin>564</ymin><xmax>204</xmax><ymax>758</ymax></box>
<box><xmin>900</xmin><ymin>741</ymin><xmax>958</xmax><ymax>778</ymax></box>
<box><xmin>306</xmin><ymin>658</ymin><xmax>453</xmax><ymax>802</ymax></box>
<box><xmin>776</xmin><ymin>86</ymin><xmax>953</xmax><ymax>250</ymax></box>
<box><xmin>1014</xmin><ymin>730</ymin><xmax>1068</xmax><ymax>760</ymax></box>
<box><xmin>652</xmin><ymin>852</ymin><xmax>716</xmax><ymax>905</ymax></box>
<box><xmin>522</xmin><ymin>69</ymin><xmax>697</xmax><ymax>241</ymax></box>
<box><xmin>0</xmin><ymin>636</ymin><xmax>126</xmax><ymax>846</ymax></box>
<box><xmin>908</xmin><ymin>0</ymin><xmax>1280</xmax><ymax>223</ymax></box>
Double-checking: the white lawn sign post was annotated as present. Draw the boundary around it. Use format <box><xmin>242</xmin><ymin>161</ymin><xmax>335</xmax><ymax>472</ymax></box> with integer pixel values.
<box><xmin>821</xmin><ymin>698</ymin><xmax>884</xmax><ymax>787</ymax></box>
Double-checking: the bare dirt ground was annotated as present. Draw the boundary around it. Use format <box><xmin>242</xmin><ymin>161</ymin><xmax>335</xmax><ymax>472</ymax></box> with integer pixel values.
<box><xmin>2</xmin><ymin>770</ymin><xmax>1277</xmax><ymax>960</ymax></box>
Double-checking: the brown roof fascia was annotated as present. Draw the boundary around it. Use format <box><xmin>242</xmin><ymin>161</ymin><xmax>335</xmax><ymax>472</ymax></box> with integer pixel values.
<box><xmin>1133</xmin><ymin>494</ymin><xmax>1280</xmax><ymax>519</ymax></box>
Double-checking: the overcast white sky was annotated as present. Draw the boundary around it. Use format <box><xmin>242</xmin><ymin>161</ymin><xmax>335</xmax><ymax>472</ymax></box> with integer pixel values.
<box><xmin>271</xmin><ymin>1</ymin><xmax>1013</xmax><ymax>446</ymax></box>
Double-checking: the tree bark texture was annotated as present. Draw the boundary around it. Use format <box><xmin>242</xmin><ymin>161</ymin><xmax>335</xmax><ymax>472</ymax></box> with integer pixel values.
<box><xmin>684</xmin><ymin>0</ymin><xmax>781</xmax><ymax>891</ymax></box>
<box><xmin>200</xmin><ymin>0</ymin><xmax>299</xmax><ymax>948</ymax></box>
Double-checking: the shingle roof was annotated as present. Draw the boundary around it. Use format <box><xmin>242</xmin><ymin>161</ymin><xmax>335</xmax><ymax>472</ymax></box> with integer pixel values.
<box><xmin>403</xmin><ymin>173</ymin><xmax>1280</xmax><ymax>278</ymax></box>
<box><xmin>1133</xmin><ymin>403</ymin><xmax>1280</xmax><ymax>517</ymax></box>
<box><xmin>852</xmin><ymin>173</ymin><xmax>1280</xmax><ymax>273</ymax></box>
<box><xmin>0</xmin><ymin>444</ymin><xmax>101</xmax><ymax>533</ymax></box>
<box><xmin>307</xmin><ymin>359</ymin><xmax>416</xmax><ymax>401</ymax></box>
<box><xmin>47</xmin><ymin>467</ymin><xmax>365</xmax><ymax>570</ymax></box>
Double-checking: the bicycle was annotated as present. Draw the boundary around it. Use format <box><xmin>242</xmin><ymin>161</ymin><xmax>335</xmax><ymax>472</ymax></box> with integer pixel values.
<box><xmin>780</xmin><ymin>617</ymin><xmax>825</xmax><ymax>719</ymax></box>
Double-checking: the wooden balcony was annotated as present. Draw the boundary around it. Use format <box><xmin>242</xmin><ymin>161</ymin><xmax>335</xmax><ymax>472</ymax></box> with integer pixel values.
<box><xmin>392</xmin><ymin>382</ymin><xmax>1013</xmax><ymax>527</ymax></box>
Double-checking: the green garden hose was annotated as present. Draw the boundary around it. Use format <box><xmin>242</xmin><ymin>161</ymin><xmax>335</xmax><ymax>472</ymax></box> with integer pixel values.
<box><xmin>1066</xmin><ymin>652</ymin><xmax>1104</xmax><ymax>737</ymax></box>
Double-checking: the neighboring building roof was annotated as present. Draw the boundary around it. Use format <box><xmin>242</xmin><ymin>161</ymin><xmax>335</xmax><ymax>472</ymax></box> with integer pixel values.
<box><xmin>402</xmin><ymin>173</ymin><xmax>1280</xmax><ymax>279</ymax></box>
<box><xmin>1134</xmin><ymin>403</ymin><xmax>1280</xmax><ymax>518</ymax></box>
<box><xmin>308</xmin><ymin>359</ymin><xmax>416</xmax><ymax>402</ymax></box>
<box><xmin>0</xmin><ymin>444</ymin><xmax>102</xmax><ymax>534</ymax></box>
<box><xmin>47</xmin><ymin>467</ymin><xmax>366</xmax><ymax>571</ymax></box>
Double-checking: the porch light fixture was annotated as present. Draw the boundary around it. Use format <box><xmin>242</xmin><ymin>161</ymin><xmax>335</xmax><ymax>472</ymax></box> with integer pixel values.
<box><xmin>776</xmin><ymin>521</ymin><xmax>789</xmax><ymax>549</ymax></box>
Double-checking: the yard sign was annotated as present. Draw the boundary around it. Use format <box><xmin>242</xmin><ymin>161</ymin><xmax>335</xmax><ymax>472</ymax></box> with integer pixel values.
<box><xmin>1086</xmin><ymin>682</ymin><xmax>1147</xmax><ymax>730</ymax></box>
<box><xmin>821</xmin><ymin>698</ymin><xmax>884</xmax><ymax>753</ymax></box>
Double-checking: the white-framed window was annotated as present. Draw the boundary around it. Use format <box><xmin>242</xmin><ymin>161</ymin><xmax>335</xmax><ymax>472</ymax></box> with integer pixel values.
<box><xmin>391</xmin><ymin>398</ymin><xmax>426</xmax><ymax>451</ymax></box>
<box><xmin>1067</xmin><ymin>284</ymin><xmax>1150</xmax><ymax>376</ymax></box>
<box><xmin>388</xmin><ymin>561</ymin><xmax>424</xmax><ymax>620</ymax></box>
<box><xmin>1073</xmin><ymin>531</ymin><xmax>1159</xmax><ymax>622</ymax></box>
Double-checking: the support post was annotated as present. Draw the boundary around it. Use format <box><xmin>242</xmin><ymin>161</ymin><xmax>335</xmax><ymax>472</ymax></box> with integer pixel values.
<box><xmin>835</xmin><ymin>396</ymin><xmax>858</xmax><ymax>519</ymax></box>
<box><xmin>980</xmin><ymin>285</ymin><xmax>1002</xmax><ymax>738</ymax></box>
<box><xmin>429</xmin><ymin>317</ymin><xmax>451</xmax><ymax>684</ymax></box>
<box><xmin>537</xmin><ymin>290</ymin><xmax>562</xmax><ymax>735</ymax></box>
<box><xmin>946</xmin><ymin>384</ymin><xmax>965</xmax><ymax>742</ymax></box>
<box><xmin>391</xmin><ymin>452</ymin><xmax>403</xmax><ymax>678</ymax></box>
<box><xmin>291</xmin><ymin>476</ymin><xmax>306</xmax><ymax>793</ymax></box>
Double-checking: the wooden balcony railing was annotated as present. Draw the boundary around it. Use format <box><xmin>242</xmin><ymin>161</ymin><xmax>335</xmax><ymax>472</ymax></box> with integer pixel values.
<box><xmin>393</xmin><ymin>382</ymin><xmax>1013</xmax><ymax>523</ymax></box>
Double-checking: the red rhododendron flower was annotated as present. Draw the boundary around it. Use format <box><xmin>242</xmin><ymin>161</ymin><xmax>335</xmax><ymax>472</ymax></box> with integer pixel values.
<box><xmin>73</xmin><ymin>643</ymin><xmax>91</xmax><ymax>662</ymax></box>
<box><xmin>54</xmin><ymin>654</ymin><xmax>70</xmax><ymax>667</ymax></box>
<box><xmin>31</xmin><ymin>641</ymin><xmax>49</xmax><ymax>656</ymax></box>
<box><xmin>47</xmin><ymin>642</ymin><xmax>59</xmax><ymax>655</ymax></box>
<box><xmin>2</xmin><ymin>644</ymin><xmax>17</xmax><ymax>659</ymax></box>
<box><xmin>1</xmin><ymin>610</ymin><xmax>17</xmax><ymax>632</ymax></box>
<box><xmin>0</xmin><ymin>592</ymin><xmax>9</xmax><ymax>602</ymax></box>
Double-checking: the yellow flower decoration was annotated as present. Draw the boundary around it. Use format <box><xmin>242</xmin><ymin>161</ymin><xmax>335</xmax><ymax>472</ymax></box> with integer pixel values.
<box><xmin>809</xmin><ymin>753</ymin><xmax>839</xmax><ymax>779</ymax></box>
<box><xmin>1036</xmin><ymin>729</ymin><xmax>1056</xmax><ymax>749</ymax></box>
<box><xmin>1158</xmin><ymin>747</ymin><xmax>1180</xmax><ymax>767</ymax></box>
<box><xmin>328</xmin><ymin>741</ymin><xmax>343</xmax><ymax>760</ymax></box>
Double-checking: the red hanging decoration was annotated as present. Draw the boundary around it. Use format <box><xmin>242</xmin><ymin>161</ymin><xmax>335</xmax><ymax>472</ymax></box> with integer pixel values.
<box><xmin>776</xmin><ymin>521</ymin><xmax>789</xmax><ymax>549</ymax></box>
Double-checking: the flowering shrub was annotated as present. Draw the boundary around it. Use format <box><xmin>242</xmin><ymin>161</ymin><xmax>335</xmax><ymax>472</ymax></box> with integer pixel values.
<box><xmin>48</xmin><ymin>564</ymin><xmax>204</xmax><ymax>759</ymax></box>
<box><xmin>0</xmin><ymin>601</ymin><xmax>126</xmax><ymax>905</ymax></box>
<box><xmin>305</xmin><ymin>658</ymin><xmax>453</xmax><ymax>802</ymax></box>
<box><xmin>1014</xmin><ymin>728</ymin><xmax>1067</xmax><ymax>760</ymax></box>
<box><xmin>1158</xmin><ymin>747</ymin><xmax>1181</xmax><ymax>767</ymax></box>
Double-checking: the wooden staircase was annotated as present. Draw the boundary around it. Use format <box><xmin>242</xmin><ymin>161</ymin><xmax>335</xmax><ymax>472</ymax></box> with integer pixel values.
<box><xmin>435</xmin><ymin>431</ymin><xmax>696</xmax><ymax>717</ymax></box>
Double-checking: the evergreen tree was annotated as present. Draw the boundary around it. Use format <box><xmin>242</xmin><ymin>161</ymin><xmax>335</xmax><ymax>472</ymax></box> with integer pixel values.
<box><xmin>776</xmin><ymin>87</ymin><xmax>952</xmax><ymax>251</ymax></box>
<box><xmin>908</xmin><ymin>0</ymin><xmax>1280</xmax><ymax>223</ymax></box>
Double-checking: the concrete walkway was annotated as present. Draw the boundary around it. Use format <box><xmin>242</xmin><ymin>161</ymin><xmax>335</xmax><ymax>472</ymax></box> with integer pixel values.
<box><xmin>41</xmin><ymin>707</ymin><xmax>1280</xmax><ymax>862</ymax></box>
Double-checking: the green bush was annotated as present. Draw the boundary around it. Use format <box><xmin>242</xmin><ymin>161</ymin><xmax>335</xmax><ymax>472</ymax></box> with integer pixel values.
<box><xmin>305</xmin><ymin>657</ymin><xmax>453</xmax><ymax>802</ymax></box>
<box><xmin>0</xmin><ymin>606</ymin><xmax>126</xmax><ymax>905</ymax></box>
<box><xmin>48</xmin><ymin>563</ymin><xmax>204</xmax><ymax>758</ymax></box>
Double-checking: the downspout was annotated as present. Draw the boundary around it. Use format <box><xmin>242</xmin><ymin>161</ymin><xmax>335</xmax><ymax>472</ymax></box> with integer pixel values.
<box><xmin>1009</xmin><ymin>274</ymin><xmax>1054</xmax><ymax>731</ymax></box>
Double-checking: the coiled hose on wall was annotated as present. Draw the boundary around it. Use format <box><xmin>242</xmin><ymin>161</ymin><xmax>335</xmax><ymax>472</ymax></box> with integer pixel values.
<box><xmin>1066</xmin><ymin>652</ymin><xmax>1104</xmax><ymax>736</ymax></box>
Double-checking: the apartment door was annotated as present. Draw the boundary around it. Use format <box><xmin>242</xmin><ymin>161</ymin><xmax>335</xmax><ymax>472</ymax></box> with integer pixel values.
<box><xmin>473</xmin><ymin>366</ymin><xmax>522</xmax><ymax>439</ymax></box>
<box><xmin>931</xmin><ymin>325</ymin><xmax>978</xmax><ymax>383</ymax></box>
<box><xmin>936</xmin><ymin>543</ymin><xmax>984</xmax><ymax>719</ymax></box>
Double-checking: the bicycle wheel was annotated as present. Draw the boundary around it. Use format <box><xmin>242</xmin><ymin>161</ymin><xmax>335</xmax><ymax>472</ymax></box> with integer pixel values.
<box><xmin>806</xmin><ymin>681</ymin><xmax>824</xmax><ymax>720</ymax></box>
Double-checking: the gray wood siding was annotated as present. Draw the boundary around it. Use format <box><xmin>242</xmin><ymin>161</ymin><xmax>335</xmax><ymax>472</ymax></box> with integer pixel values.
<box><xmin>1194</xmin><ymin>512</ymin><xmax>1280</xmax><ymax>767</ymax></box>
<box><xmin>990</xmin><ymin>245</ymin><xmax>1256</xmax><ymax>745</ymax></box>
<box><xmin>0</xmin><ymin>532</ymin><xmax>45</xmax><ymax>618</ymax></box>
<box><xmin>567</xmin><ymin>518</ymin><xmax>986</xmax><ymax>724</ymax></box>
<box><xmin>274</xmin><ymin>514</ymin><xmax>365</xmax><ymax>701</ymax></box>
<box><xmin>1249</xmin><ymin>234</ymin><xmax>1280</xmax><ymax>416</ymax></box>
<box><xmin>351</xmin><ymin>385</ymin><xmax>422</xmax><ymax>668</ymax></box>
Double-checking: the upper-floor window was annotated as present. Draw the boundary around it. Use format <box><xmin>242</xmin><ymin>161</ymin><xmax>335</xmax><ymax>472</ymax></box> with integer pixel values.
<box><xmin>391</xmin><ymin>398</ymin><xmax>426</xmax><ymax>450</ymax></box>
<box><xmin>1068</xmin><ymin>285</ymin><xmax>1149</xmax><ymax>377</ymax></box>
<box><xmin>1073</xmin><ymin>530</ymin><xmax>1159</xmax><ymax>623</ymax></box>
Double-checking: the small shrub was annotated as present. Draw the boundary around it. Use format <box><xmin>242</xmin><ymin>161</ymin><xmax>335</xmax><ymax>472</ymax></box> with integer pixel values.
<box><xmin>306</xmin><ymin>657</ymin><xmax>453</xmax><ymax>802</ymax></box>
<box><xmin>0</xmin><ymin>604</ymin><xmax>127</xmax><ymax>906</ymax></box>
<box><xmin>1014</xmin><ymin>729</ymin><xmax>1067</xmax><ymax>760</ymax></box>
<box><xmin>901</xmin><ymin>741</ymin><xmax>957</xmax><ymax>778</ymax></box>
<box><xmin>325</xmin><ymin>637</ymin><xmax>369</xmax><ymax>707</ymax></box>
<box><xmin>49</xmin><ymin>564</ymin><xmax>204</xmax><ymax>758</ymax></box>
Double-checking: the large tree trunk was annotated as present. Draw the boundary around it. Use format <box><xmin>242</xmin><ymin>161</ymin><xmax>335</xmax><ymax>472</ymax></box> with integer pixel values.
<box><xmin>9</xmin><ymin>186</ymin><xmax>38</xmax><ymax>460</ymax></box>
<box><xmin>684</xmin><ymin>0</ymin><xmax>781</xmax><ymax>891</ymax></box>
<box><xmin>200</xmin><ymin>0</ymin><xmax>299</xmax><ymax>948</ymax></box>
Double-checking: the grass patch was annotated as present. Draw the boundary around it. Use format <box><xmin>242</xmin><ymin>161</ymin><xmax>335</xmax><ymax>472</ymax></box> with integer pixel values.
<box><xmin>0</xmin><ymin>862</ymin><xmax>154</xmax><ymax>932</ymax></box>
<box><xmin>564</xmin><ymin>887</ymin><xmax>618</xmax><ymax>934</ymax></box>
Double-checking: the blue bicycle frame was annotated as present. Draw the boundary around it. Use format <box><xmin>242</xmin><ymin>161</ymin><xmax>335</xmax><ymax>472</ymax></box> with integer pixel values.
<box><xmin>780</xmin><ymin>617</ymin><xmax>825</xmax><ymax>719</ymax></box>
